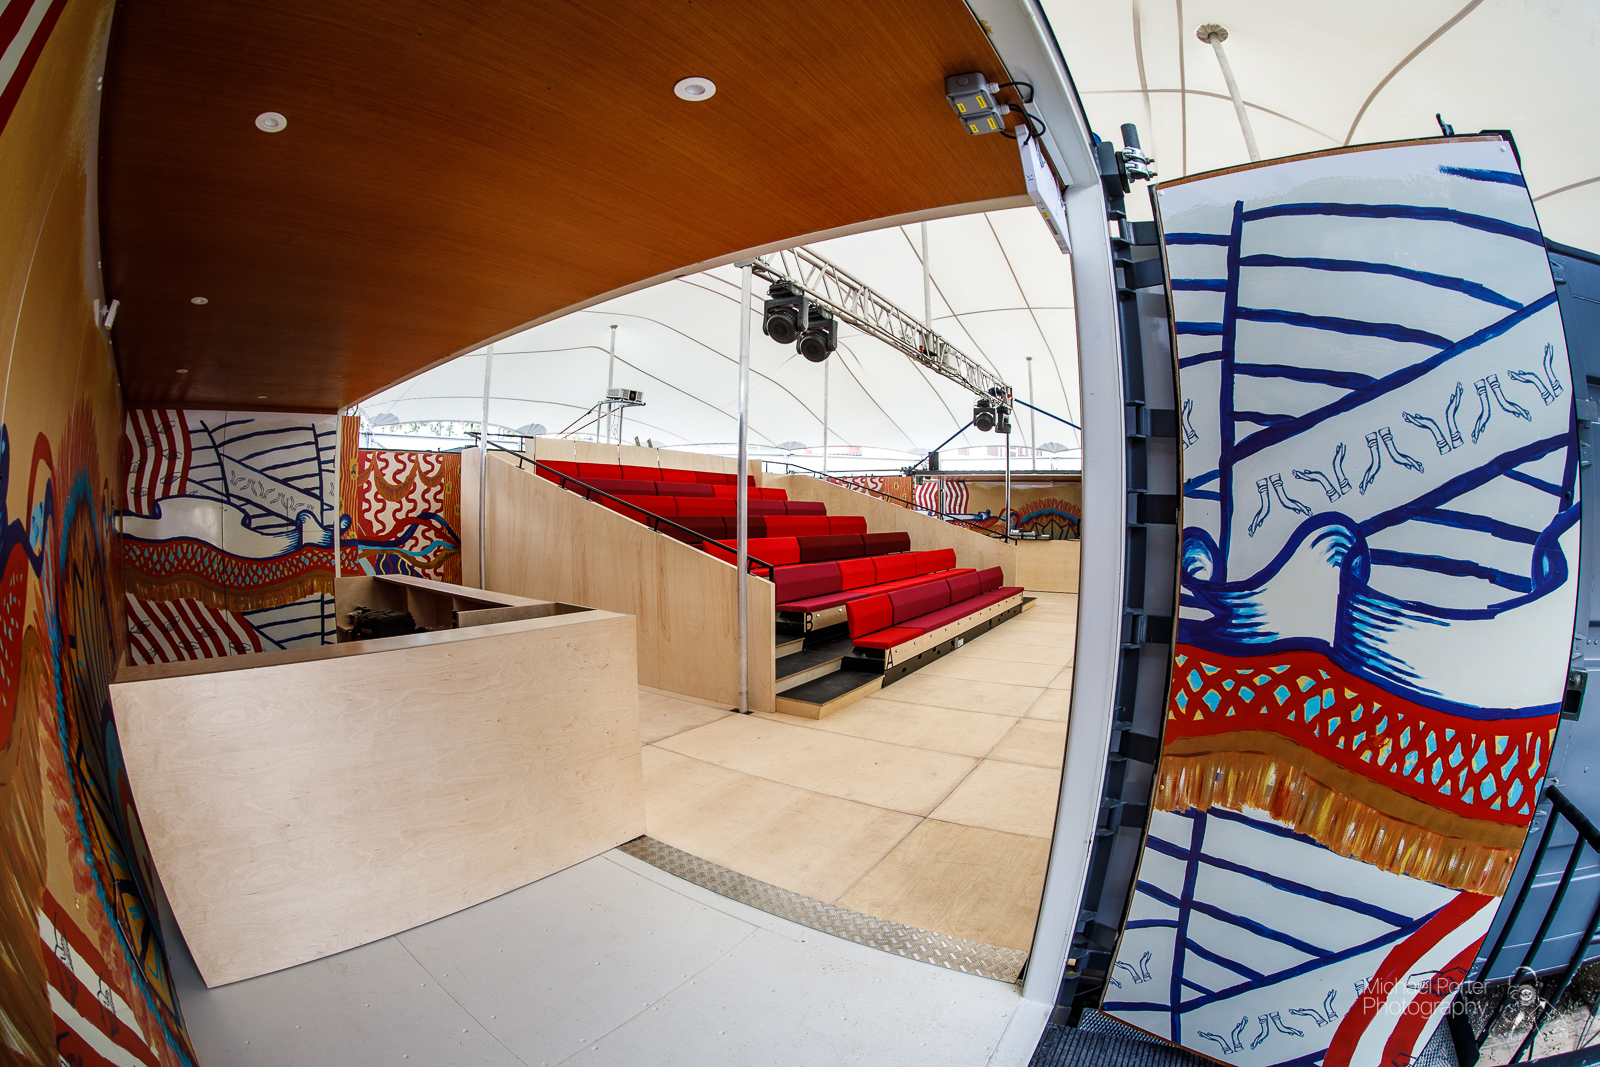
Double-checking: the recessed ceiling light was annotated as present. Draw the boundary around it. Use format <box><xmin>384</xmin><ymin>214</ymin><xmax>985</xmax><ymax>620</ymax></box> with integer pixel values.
<box><xmin>673</xmin><ymin>77</ymin><xmax>716</xmax><ymax>102</ymax></box>
<box><xmin>175</xmin><ymin>368</ymin><xmax>188</xmax><ymax>374</ymax></box>
<box><xmin>257</xmin><ymin>394</ymin><xmax>267</xmax><ymax>399</ymax></box>
<box><xmin>255</xmin><ymin>111</ymin><xmax>288</xmax><ymax>133</ymax></box>
<box><xmin>191</xmin><ymin>296</ymin><xmax>208</xmax><ymax>304</ymax></box>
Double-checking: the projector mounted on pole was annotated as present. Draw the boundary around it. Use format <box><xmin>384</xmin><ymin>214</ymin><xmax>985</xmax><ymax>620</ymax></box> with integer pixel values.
<box><xmin>743</xmin><ymin>247</ymin><xmax>1012</xmax><ymax>405</ymax></box>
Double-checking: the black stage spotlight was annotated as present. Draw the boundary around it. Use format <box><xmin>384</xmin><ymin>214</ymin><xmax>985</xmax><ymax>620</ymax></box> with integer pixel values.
<box><xmin>995</xmin><ymin>403</ymin><xmax>1012</xmax><ymax>435</ymax></box>
<box><xmin>762</xmin><ymin>281</ymin><xmax>803</xmax><ymax>345</ymax></box>
<box><xmin>972</xmin><ymin>396</ymin><xmax>996</xmax><ymax>432</ymax></box>
<box><xmin>798</xmin><ymin>306</ymin><xmax>837</xmax><ymax>363</ymax></box>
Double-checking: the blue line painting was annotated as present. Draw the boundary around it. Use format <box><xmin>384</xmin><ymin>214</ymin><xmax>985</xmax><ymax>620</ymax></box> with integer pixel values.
<box><xmin>1105</xmin><ymin>138</ymin><xmax>1578</xmax><ymax>1067</ymax></box>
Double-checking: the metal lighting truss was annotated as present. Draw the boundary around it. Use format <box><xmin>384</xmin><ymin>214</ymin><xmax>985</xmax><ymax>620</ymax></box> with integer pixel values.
<box><xmin>745</xmin><ymin>248</ymin><xmax>1013</xmax><ymax>403</ymax></box>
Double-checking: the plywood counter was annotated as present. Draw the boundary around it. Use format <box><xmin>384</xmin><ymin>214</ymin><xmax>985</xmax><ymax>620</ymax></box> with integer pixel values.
<box><xmin>110</xmin><ymin>583</ymin><xmax>643</xmax><ymax>987</ymax></box>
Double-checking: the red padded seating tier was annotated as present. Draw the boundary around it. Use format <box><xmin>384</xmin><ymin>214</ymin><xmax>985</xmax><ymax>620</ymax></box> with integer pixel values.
<box><xmin>770</xmin><ymin>549</ymin><xmax>959</xmax><ymax>609</ymax></box>
<box><xmin>847</xmin><ymin>566</ymin><xmax>1022</xmax><ymax>647</ymax></box>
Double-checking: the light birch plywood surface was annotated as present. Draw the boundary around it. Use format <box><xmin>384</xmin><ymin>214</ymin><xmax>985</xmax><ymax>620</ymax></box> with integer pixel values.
<box><xmin>111</xmin><ymin>609</ymin><xmax>643</xmax><ymax>987</ymax></box>
<box><xmin>1013</xmin><ymin>539</ymin><xmax>1080</xmax><ymax>593</ymax></box>
<box><xmin>482</xmin><ymin>453</ymin><xmax>776</xmax><ymax>713</ymax></box>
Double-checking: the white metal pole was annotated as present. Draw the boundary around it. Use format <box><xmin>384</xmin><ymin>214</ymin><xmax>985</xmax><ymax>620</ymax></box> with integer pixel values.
<box><xmin>921</xmin><ymin>222</ymin><xmax>932</xmax><ymax>329</ymax></box>
<box><xmin>821</xmin><ymin>358</ymin><xmax>830</xmax><ymax>478</ymax></box>
<box><xmin>478</xmin><ymin>345</ymin><xmax>494</xmax><ymax>588</ymax></box>
<box><xmin>1004</xmin><ymin>419</ymin><xmax>1012</xmax><ymax>544</ymax></box>
<box><xmin>1027</xmin><ymin>357</ymin><xmax>1038</xmax><ymax>472</ymax></box>
<box><xmin>605</xmin><ymin>324</ymin><xmax>617</xmax><ymax>442</ymax></box>
<box><xmin>1200</xmin><ymin>25</ymin><xmax>1260</xmax><ymax>161</ymax></box>
<box><xmin>736</xmin><ymin>265</ymin><xmax>753</xmax><ymax>714</ymax></box>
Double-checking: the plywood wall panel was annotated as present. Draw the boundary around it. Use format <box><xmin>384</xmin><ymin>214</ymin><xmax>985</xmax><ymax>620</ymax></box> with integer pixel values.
<box><xmin>1014</xmin><ymin>539</ymin><xmax>1080</xmax><ymax>593</ymax></box>
<box><xmin>485</xmin><ymin>453</ymin><xmax>774</xmax><ymax>712</ymax></box>
<box><xmin>111</xmin><ymin>610</ymin><xmax>643</xmax><ymax>987</ymax></box>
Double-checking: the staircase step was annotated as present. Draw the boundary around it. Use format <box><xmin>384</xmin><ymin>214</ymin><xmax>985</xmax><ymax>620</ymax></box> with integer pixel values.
<box><xmin>775</xmin><ymin>635</ymin><xmax>806</xmax><ymax>659</ymax></box>
<box><xmin>774</xmin><ymin>670</ymin><xmax>882</xmax><ymax>719</ymax></box>
<box><xmin>775</xmin><ymin>635</ymin><xmax>856</xmax><ymax>693</ymax></box>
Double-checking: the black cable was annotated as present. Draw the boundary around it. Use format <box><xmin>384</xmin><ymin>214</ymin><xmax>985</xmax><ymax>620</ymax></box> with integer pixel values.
<box><xmin>995</xmin><ymin>79</ymin><xmax>1035</xmax><ymax>103</ymax></box>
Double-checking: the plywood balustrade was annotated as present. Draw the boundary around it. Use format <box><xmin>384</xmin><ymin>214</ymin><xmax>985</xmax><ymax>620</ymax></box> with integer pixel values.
<box><xmin>1014</xmin><ymin>539</ymin><xmax>1081</xmax><ymax>593</ymax></box>
<box><xmin>110</xmin><ymin>608</ymin><xmax>643</xmax><ymax>987</ymax></box>
<box><xmin>763</xmin><ymin>474</ymin><xmax>1017</xmax><ymax>584</ymax></box>
<box><xmin>481</xmin><ymin>452</ymin><xmax>776</xmax><ymax>713</ymax></box>
<box><xmin>526</xmin><ymin>436</ymin><xmax>758</xmax><ymax>478</ymax></box>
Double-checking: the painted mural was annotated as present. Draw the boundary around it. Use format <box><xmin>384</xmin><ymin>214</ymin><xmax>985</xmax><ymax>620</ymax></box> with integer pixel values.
<box><xmin>1102</xmin><ymin>138</ymin><xmax>1578</xmax><ymax>1066</ymax></box>
<box><xmin>0</xmin><ymin>0</ymin><xmax>196</xmax><ymax>1060</ymax></box>
<box><xmin>338</xmin><ymin>416</ymin><xmax>463</xmax><ymax>583</ymax></box>
<box><xmin>915</xmin><ymin>477</ymin><xmax>1082</xmax><ymax>539</ymax></box>
<box><xmin>120</xmin><ymin>409</ymin><xmax>340</xmax><ymax>663</ymax></box>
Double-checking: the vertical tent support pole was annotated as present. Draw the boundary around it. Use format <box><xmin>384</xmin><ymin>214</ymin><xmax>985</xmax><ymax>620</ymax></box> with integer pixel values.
<box><xmin>736</xmin><ymin>264</ymin><xmax>753</xmax><ymax>714</ymax></box>
<box><xmin>922</xmin><ymin>222</ymin><xmax>932</xmax><ymax>329</ymax></box>
<box><xmin>1027</xmin><ymin>356</ymin><xmax>1038</xmax><ymax>471</ymax></box>
<box><xmin>604</xmin><ymin>324</ymin><xmax>617</xmax><ymax>442</ymax></box>
<box><xmin>478</xmin><ymin>345</ymin><xmax>494</xmax><ymax>589</ymax></box>
<box><xmin>1004</xmin><ymin>421</ymin><xmax>1012</xmax><ymax>544</ymax></box>
<box><xmin>821</xmin><ymin>358</ymin><xmax>830</xmax><ymax>478</ymax></box>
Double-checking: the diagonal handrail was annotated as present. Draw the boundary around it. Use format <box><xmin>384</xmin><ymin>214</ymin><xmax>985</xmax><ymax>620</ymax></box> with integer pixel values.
<box><xmin>771</xmin><ymin>460</ymin><xmax>1006</xmax><ymax>540</ymax></box>
<box><xmin>471</xmin><ymin>435</ymin><xmax>778</xmax><ymax>578</ymax></box>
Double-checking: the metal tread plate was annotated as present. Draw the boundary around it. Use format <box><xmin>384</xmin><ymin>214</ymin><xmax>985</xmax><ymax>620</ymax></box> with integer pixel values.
<box><xmin>617</xmin><ymin>836</ymin><xmax>1028</xmax><ymax>984</ymax></box>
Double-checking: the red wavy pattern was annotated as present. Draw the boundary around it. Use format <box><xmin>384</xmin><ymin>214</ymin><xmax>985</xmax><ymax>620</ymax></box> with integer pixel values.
<box><xmin>1167</xmin><ymin>643</ymin><xmax>1555</xmax><ymax>827</ymax></box>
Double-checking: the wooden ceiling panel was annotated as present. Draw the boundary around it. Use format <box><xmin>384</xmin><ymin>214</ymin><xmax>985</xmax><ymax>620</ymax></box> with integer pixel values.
<box><xmin>100</xmin><ymin>0</ymin><xmax>1027</xmax><ymax>412</ymax></box>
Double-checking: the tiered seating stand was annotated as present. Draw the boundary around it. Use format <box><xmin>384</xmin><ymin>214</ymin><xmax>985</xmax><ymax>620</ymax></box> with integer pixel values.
<box><xmin>467</xmin><ymin>439</ymin><xmax>1026</xmax><ymax>720</ymax></box>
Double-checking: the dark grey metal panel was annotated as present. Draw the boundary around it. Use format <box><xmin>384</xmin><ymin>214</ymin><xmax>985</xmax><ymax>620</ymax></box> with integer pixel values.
<box><xmin>1481</xmin><ymin>242</ymin><xmax>1600</xmax><ymax>979</ymax></box>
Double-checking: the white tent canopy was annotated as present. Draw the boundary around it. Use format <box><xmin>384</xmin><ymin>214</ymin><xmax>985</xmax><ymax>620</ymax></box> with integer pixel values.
<box><xmin>363</xmin><ymin>0</ymin><xmax>1596</xmax><ymax>460</ymax></box>
<box><xmin>363</xmin><ymin>205</ymin><xmax>1084</xmax><ymax>469</ymax></box>
<box><xmin>1050</xmin><ymin>0</ymin><xmax>1599</xmax><ymax>248</ymax></box>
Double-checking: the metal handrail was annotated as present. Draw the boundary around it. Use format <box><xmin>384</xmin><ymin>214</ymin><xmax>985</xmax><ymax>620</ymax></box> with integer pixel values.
<box><xmin>770</xmin><ymin>460</ymin><xmax>1006</xmax><ymax>540</ymax></box>
<box><xmin>472</xmin><ymin>435</ymin><xmax>778</xmax><ymax>578</ymax></box>
<box><xmin>1453</xmin><ymin>783</ymin><xmax>1600</xmax><ymax>1065</ymax></box>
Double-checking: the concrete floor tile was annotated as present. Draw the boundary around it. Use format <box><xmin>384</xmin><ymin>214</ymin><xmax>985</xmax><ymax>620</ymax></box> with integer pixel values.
<box><xmin>876</xmin><ymin>672</ymin><xmax>1044</xmax><ymax>717</ymax></box>
<box><xmin>638</xmin><ymin>688</ymin><xmax>733</xmax><ymax>743</ymax></box>
<box><xmin>813</xmin><ymin>696</ymin><xmax>1020</xmax><ymax>758</ymax></box>
<box><xmin>641</xmin><ymin>747</ymin><xmax>918</xmax><ymax>902</ymax></box>
<box><xmin>930</xmin><ymin>760</ymin><xmax>1062</xmax><ymax>839</ymax></box>
<box><xmin>397</xmin><ymin>855</ymin><xmax>753</xmax><ymax>1064</ymax></box>
<box><xmin>583</xmin><ymin>926</ymin><xmax>1018</xmax><ymax>1066</ymax></box>
<box><xmin>838</xmin><ymin>820</ymin><xmax>1052</xmax><ymax>951</ymax></box>
<box><xmin>914</xmin><ymin>655</ymin><xmax>1063</xmax><ymax>688</ymax></box>
<box><xmin>986</xmin><ymin>718</ymin><xmax>1069</xmax><ymax>769</ymax></box>
<box><xmin>653</xmin><ymin>714</ymin><xmax>976</xmax><ymax>815</ymax></box>
<box><xmin>1025</xmin><ymin>688</ymin><xmax>1074</xmax><ymax>722</ymax></box>
<box><xmin>960</xmin><ymin>640</ymin><xmax>1075</xmax><ymax>666</ymax></box>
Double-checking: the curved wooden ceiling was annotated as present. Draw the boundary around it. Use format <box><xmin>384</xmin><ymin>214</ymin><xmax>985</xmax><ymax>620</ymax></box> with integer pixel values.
<box><xmin>99</xmin><ymin>0</ymin><xmax>1028</xmax><ymax>412</ymax></box>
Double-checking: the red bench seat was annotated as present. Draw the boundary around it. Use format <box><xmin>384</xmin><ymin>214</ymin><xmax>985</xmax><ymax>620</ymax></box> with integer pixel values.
<box><xmin>847</xmin><ymin>567</ymin><xmax>1023</xmax><ymax>648</ymax></box>
<box><xmin>607</xmin><ymin>496</ymin><xmax>824</xmax><ymax>518</ymax></box>
<box><xmin>539</xmin><ymin>460</ymin><xmax>754</xmax><ymax>486</ymax></box>
<box><xmin>694</xmin><ymin>534</ymin><xmax>908</xmax><ymax>566</ymax></box>
<box><xmin>566</xmin><ymin>478</ymin><xmax>789</xmax><ymax>501</ymax></box>
<box><xmin>772</xmin><ymin>549</ymin><xmax>961</xmax><ymax>611</ymax></box>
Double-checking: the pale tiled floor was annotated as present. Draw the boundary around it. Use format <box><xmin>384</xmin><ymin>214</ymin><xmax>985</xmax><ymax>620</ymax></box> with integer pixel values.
<box><xmin>641</xmin><ymin>591</ymin><xmax>1078</xmax><ymax>953</ymax></box>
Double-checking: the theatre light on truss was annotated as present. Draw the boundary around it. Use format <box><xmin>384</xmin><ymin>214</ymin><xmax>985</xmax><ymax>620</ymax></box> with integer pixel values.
<box><xmin>762</xmin><ymin>281</ymin><xmax>804</xmax><ymax>344</ymax></box>
<box><xmin>944</xmin><ymin>72</ymin><xmax>1007</xmax><ymax>135</ymax></box>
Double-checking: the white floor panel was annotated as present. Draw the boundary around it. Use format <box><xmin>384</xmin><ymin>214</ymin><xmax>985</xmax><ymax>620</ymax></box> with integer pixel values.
<box><xmin>161</xmin><ymin>848</ymin><xmax>1024</xmax><ymax>1066</ymax></box>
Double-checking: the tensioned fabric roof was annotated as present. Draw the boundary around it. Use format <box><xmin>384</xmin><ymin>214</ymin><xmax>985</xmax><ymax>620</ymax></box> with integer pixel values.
<box><xmin>363</xmin><ymin>205</ymin><xmax>1083</xmax><ymax>465</ymax></box>
<box><xmin>1048</xmin><ymin>0</ymin><xmax>1599</xmax><ymax>247</ymax></box>
<box><xmin>364</xmin><ymin>0</ymin><xmax>1596</xmax><ymax>461</ymax></box>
